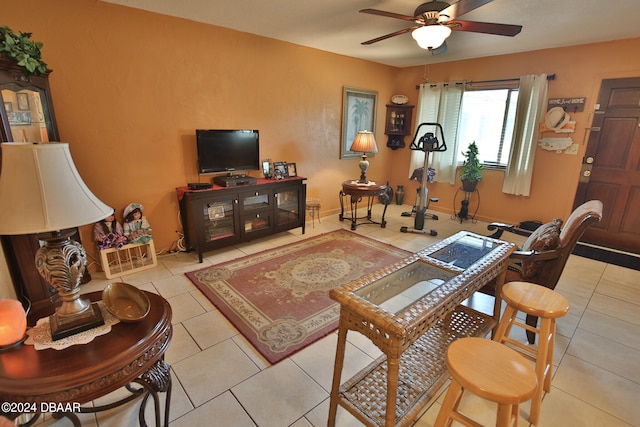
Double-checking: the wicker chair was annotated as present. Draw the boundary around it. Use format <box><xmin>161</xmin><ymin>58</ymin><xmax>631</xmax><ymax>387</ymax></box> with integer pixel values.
<box><xmin>482</xmin><ymin>200</ymin><xmax>603</xmax><ymax>343</ymax></box>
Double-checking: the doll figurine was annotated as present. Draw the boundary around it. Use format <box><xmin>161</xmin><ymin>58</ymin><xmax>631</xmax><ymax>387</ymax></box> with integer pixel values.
<box><xmin>94</xmin><ymin>209</ymin><xmax>128</xmax><ymax>250</ymax></box>
<box><xmin>123</xmin><ymin>202</ymin><xmax>153</xmax><ymax>244</ymax></box>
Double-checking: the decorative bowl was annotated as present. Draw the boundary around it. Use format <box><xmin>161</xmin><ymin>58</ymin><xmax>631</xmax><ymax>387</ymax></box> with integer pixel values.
<box><xmin>102</xmin><ymin>282</ymin><xmax>150</xmax><ymax>322</ymax></box>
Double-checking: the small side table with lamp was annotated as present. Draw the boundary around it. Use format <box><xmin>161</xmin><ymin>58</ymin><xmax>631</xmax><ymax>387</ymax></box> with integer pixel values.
<box><xmin>0</xmin><ymin>290</ymin><xmax>173</xmax><ymax>426</ymax></box>
<box><xmin>0</xmin><ymin>142</ymin><xmax>173</xmax><ymax>425</ymax></box>
<box><xmin>339</xmin><ymin>131</ymin><xmax>389</xmax><ymax>230</ymax></box>
<box><xmin>0</xmin><ymin>142</ymin><xmax>113</xmax><ymax>340</ymax></box>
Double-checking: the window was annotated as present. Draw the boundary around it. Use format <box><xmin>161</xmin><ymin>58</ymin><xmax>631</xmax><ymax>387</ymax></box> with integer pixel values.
<box><xmin>456</xmin><ymin>87</ymin><xmax>519</xmax><ymax>168</ymax></box>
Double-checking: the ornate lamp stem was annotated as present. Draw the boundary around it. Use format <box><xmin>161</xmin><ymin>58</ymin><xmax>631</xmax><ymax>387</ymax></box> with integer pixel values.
<box><xmin>35</xmin><ymin>230</ymin><xmax>104</xmax><ymax>340</ymax></box>
<box><xmin>358</xmin><ymin>153</ymin><xmax>370</xmax><ymax>183</ymax></box>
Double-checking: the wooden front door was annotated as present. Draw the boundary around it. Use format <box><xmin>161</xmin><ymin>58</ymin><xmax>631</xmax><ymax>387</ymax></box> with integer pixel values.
<box><xmin>574</xmin><ymin>77</ymin><xmax>640</xmax><ymax>252</ymax></box>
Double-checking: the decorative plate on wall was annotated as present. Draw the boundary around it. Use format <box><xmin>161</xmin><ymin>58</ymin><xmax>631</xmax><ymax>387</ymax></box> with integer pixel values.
<box><xmin>391</xmin><ymin>94</ymin><xmax>409</xmax><ymax>105</ymax></box>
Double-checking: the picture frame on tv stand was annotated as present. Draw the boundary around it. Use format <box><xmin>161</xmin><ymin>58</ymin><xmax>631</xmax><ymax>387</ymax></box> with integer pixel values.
<box><xmin>273</xmin><ymin>162</ymin><xmax>287</xmax><ymax>180</ymax></box>
<box><xmin>262</xmin><ymin>159</ymin><xmax>271</xmax><ymax>178</ymax></box>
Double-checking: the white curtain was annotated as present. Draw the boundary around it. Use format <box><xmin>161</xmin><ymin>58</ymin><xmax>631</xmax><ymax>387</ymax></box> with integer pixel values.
<box><xmin>410</xmin><ymin>82</ymin><xmax>465</xmax><ymax>184</ymax></box>
<box><xmin>502</xmin><ymin>74</ymin><xmax>548</xmax><ymax>196</ymax></box>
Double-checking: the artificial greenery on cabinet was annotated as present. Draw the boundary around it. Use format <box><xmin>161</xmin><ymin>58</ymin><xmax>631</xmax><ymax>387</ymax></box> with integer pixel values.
<box><xmin>0</xmin><ymin>25</ymin><xmax>47</xmax><ymax>76</ymax></box>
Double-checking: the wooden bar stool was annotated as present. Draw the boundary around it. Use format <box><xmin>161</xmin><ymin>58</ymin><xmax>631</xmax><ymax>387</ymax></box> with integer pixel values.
<box><xmin>493</xmin><ymin>281</ymin><xmax>569</xmax><ymax>425</ymax></box>
<box><xmin>435</xmin><ymin>337</ymin><xmax>537</xmax><ymax>427</ymax></box>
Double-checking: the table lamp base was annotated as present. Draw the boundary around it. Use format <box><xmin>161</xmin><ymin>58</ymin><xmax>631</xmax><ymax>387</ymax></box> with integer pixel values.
<box><xmin>50</xmin><ymin>302</ymin><xmax>104</xmax><ymax>341</ymax></box>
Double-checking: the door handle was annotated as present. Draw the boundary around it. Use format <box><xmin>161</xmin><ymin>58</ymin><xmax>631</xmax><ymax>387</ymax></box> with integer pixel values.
<box><xmin>579</xmin><ymin>165</ymin><xmax>592</xmax><ymax>183</ymax></box>
<box><xmin>579</xmin><ymin>157</ymin><xmax>594</xmax><ymax>183</ymax></box>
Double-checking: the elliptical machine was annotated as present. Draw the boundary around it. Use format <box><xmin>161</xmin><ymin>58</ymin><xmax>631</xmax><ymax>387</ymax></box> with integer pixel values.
<box><xmin>400</xmin><ymin>122</ymin><xmax>447</xmax><ymax>236</ymax></box>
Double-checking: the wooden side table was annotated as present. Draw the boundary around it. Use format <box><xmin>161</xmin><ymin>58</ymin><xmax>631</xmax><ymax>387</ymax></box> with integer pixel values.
<box><xmin>339</xmin><ymin>180</ymin><xmax>388</xmax><ymax>230</ymax></box>
<box><xmin>0</xmin><ymin>291</ymin><xmax>172</xmax><ymax>427</ymax></box>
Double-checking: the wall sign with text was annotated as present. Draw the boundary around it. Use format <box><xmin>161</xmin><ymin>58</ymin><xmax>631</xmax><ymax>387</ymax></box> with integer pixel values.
<box><xmin>548</xmin><ymin>97</ymin><xmax>586</xmax><ymax>112</ymax></box>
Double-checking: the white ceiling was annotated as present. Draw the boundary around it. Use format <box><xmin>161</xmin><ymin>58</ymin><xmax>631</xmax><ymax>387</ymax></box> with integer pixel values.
<box><xmin>102</xmin><ymin>0</ymin><xmax>640</xmax><ymax>68</ymax></box>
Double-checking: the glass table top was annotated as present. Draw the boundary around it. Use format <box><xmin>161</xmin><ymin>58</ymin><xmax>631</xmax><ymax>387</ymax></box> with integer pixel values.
<box><xmin>354</xmin><ymin>260</ymin><xmax>458</xmax><ymax>315</ymax></box>
<box><xmin>350</xmin><ymin>232</ymin><xmax>507</xmax><ymax>316</ymax></box>
<box><xmin>425</xmin><ymin>233</ymin><xmax>501</xmax><ymax>269</ymax></box>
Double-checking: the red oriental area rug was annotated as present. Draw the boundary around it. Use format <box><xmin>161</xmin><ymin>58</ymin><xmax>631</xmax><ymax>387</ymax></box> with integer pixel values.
<box><xmin>186</xmin><ymin>230</ymin><xmax>411</xmax><ymax>364</ymax></box>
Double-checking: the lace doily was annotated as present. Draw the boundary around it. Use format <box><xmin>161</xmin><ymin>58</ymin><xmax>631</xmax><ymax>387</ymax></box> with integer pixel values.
<box><xmin>25</xmin><ymin>302</ymin><xmax>120</xmax><ymax>350</ymax></box>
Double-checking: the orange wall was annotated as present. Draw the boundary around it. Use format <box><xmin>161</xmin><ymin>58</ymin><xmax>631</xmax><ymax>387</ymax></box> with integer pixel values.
<box><xmin>388</xmin><ymin>38</ymin><xmax>640</xmax><ymax>224</ymax></box>
<box><xmin>3</xmin><ymin>0</ymin><xmax>399</xmax><ymax>269</ymax></box>
<box><xmin>3</xmin><ymin>1</ymin><xmax>640</xmax><ymax>271</ymax></box>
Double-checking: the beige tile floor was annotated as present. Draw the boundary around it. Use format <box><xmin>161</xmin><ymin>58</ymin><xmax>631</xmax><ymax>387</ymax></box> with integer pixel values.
<box><xmin>35</xmin><ymin>204</ymin><xmax>640</xmax><ymax>427</ymax></box>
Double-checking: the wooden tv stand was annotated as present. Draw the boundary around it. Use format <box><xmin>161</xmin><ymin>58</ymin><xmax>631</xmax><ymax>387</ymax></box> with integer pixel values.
<box><xmin>177</xmin><ymin>177</ymin><xmax>306</xmax><ymax>262</ymax></box>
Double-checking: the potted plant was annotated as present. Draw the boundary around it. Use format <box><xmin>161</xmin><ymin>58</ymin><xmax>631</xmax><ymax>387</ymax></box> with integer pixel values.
<box><xmin>0</xmin><ymin>25</ymin><xmax>47</xmax><ymax>76</ymax></box>
<box><xmin>460</xmin><ymin>142</ymin><xmax>483</xmax><ymax>192</ymax></box>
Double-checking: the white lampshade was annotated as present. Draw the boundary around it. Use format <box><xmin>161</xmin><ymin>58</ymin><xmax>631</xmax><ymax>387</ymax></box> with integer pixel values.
<box><xmin>0</xmin><ymin>142</ymin><xmax>112</xmax><ymax>235</ymax></box>
<box><xmin>349</xmin><ymin>131</ymin><xmax>379</xmax><ymax>154</ymax></box>
<box><xmin>412</xmin><ymin>25</ymin><xmax>452</xmax><ymax>50</ymax></box>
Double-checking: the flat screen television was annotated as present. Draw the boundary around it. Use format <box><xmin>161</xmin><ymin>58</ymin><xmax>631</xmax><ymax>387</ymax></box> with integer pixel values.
<box><xmin>196</xmin><ymin>129</ymin><xmax>260</xmax><ymax>175</ymax></box>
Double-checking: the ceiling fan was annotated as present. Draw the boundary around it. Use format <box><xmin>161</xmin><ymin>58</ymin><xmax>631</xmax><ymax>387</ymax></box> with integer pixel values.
<box><xmin>360</xmin><ymin>0</ymin><xmax>522</xmax><ymax>54</ymax></box>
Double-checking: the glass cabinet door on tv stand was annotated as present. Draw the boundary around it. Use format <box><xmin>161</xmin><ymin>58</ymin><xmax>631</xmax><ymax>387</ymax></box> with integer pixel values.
<box><xmin>240</xmin><ymin>189</ymin><xmax>272</xmax><ymax>239</ymax></box>
<box><xmin>203</xmin><ymin>199</ymin><xmax>238</xmax><ymax>242</ymax></box>
<box><xmin>274</xmin><ymin>183</ymin><xmax>305</xmax><ymax>232</ymax></box>
<box><xmin>197</xmin><ymin>196</ymin><xmax>241</xmax><ymax>253</ymax></box>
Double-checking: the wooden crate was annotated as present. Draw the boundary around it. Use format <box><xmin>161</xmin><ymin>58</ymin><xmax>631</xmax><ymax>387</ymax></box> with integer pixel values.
<box><xmin>99</xmin><ymin>240</ymin><xmax>158</xmax><ymax>279</ymax></box>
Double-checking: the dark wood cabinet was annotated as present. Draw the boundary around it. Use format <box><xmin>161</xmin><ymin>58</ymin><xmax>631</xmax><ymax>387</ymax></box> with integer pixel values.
<box><xmin>0</xmin><ymin>58</ymin><xmax>80</xmax><ymax>323</ymax></box>
<box><xmin>0</xmin><ymin>57</ymin><xmax>59</xmax><ymax>144</ymax></box>
<box><xmin>1</xmin><ymin>234</ymin><xmax>57</xmax><ymax>316</ymax></box>
<box><xmin>178</xmin><ymin>177</ymin><xmax>307</xmax><ymax>262</ymax></box>
<box><xmin>384</xmin><ymin>104</ymin><xmax>414</xmax><ymax>149</ymax></box>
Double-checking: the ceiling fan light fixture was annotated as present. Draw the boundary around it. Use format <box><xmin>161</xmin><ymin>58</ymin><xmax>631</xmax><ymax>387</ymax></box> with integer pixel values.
<box><xmin>412</xmin><ymin>25</ymin><xmax>452</xmax><ymax>49</ymax></box>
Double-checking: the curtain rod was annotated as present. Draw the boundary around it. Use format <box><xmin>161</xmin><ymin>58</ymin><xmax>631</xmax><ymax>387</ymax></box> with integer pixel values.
<box><xmin>415</xmin><ymin>73</ymin><xmax>555</xmax><ymax>89</ymax></box>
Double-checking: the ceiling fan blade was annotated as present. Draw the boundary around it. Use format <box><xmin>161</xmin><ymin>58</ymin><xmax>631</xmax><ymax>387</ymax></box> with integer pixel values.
<box><xmin>431</xmin><ymin>41</ymin><xmax>448</xmax><ymax>55</ymax></box>
<box><xmin>359</xmin><ymin>8</ymin><xmax>418</xmax><ymax>22</ymax></box>
<box><xmin>450</xmin><ymin>20</ymin><xmax>522</xmax><ymax>36</ymax></box>
<box><xmin>440</xmin><ymin>0</ymin><xmax>494</xmax><ymax>20</ymax></box>
<box><xmin>362</xmin><ymin>26</ymin><xmax>421</xmax><ymax>45</ymax></box>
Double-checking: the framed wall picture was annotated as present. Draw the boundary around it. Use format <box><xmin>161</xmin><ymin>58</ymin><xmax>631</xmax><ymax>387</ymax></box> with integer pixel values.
<box><xmin>287</xmin><ymin>163</ymin><xmax>297</xmax><ymax>177</ymax></box>
<box><xmin>7</xmin><ymin>111</ymin><xmax>32</xmax><ymax>125</ymax></box>
<box><xmin>16</xmin><ymin>93</ymin><xmax>30</xmax><ymax>111</ymax></box>
<box><xmin>3</xmin><ymin>102</ymin><xmax>12</xmax><ymax>112</ymax></box>
<box><xmin>341</xmin><ymin>86</ymin><xmax>378</xmax><ymax>159</ymax></box>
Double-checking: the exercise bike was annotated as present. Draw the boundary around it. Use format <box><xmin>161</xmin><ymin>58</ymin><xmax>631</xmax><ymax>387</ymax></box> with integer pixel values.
<box><xmin>400</xmin><ymin>123</ymin><xmax>447</xmax><ymax>236</ymax></box>
<box><xmin>401</xmin><ymin>166</ymin><xmax>438</xmax><ymax>220</ymax></box>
